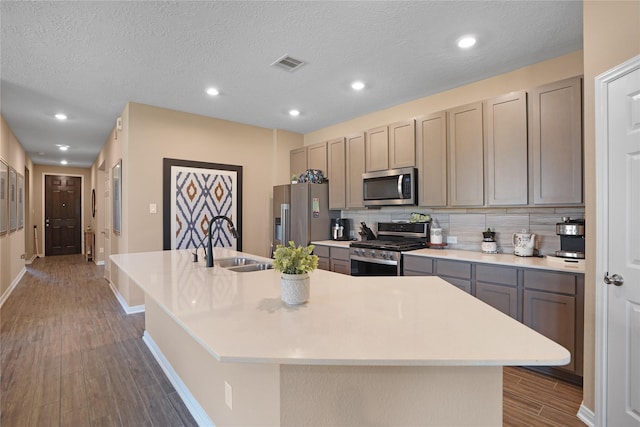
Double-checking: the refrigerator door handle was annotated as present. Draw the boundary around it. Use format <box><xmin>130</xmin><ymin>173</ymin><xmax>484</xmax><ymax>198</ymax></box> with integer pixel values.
<box><xmin>281</xmin><ymin>203</ymin><xmax>290</xmax><ymax>245</ymax></box>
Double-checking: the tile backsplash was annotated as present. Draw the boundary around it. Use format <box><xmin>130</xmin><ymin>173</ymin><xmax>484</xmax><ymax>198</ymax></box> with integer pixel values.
<box><xmin>338</xmin><ymin>206</ymin><xmax>585</xmax><ymax>256</ymax></box>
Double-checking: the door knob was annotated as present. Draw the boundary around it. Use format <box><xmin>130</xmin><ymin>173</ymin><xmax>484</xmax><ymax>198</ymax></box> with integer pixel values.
<box><xmin>604</xmin><ymin>272</ymin><xmax>624</xmax><ymax>286</ymax></box>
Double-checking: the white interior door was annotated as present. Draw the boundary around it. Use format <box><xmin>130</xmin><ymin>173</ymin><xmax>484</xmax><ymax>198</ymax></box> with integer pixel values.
<box><xmin>597</xmin><ymin>55</ymin><xmax>640</xmax><ymax>426</ymax></box>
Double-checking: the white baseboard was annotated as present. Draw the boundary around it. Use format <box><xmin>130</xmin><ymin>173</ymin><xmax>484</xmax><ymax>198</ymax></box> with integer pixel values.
<box><xmin>142</xmin><ymin>331</ymin><xmax>214</xmax><ymax>427</ymax></box>
<box><xmin>25</xmin><ymin>254</ymin><xmax>38</xmax><ymax>264</ymax></box>
<box><xmin>577</xmin><ymin>402</ymin><xmax>595</xmax><ymax>426</ymax></box>
<box><xmin>107</xmin><ymin>280</ymin><xmax>145</xmax><ymax>314</ymax></box>
<box><xmin>0</xmin><ymin>267</ymin><xmax>27</xmax><ymax>308</ymax></box>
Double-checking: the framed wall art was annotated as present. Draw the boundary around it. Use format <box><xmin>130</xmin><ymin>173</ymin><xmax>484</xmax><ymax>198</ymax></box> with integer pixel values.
<box><xmin>112</xmin><ymin>160</ymin><xmax>122</xmax><ymax>235</ymax></box>
<box><xmin>0</xmin><ymin>160</ymin><xmax>7</xmax><ymax>235</ymax></box>
<box><xmin>9</xmin><ymin>167</ymin><xmax>17</xmax><ymax>232</ymax></box>
<box><xmin>17</xmin><ymin>173</ymin><xmax>24</xmax><ymax>229</ymax></box>
<box><xmin>162</xmin><ymin>158</ymin><xmax>242</xmax><ymax>251</ymax></box>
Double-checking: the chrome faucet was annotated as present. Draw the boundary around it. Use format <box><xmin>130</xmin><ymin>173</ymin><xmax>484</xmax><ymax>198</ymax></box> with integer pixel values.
<box><xmin>206</xmin><ymin>215</ymin><xmax>239</xmax><ymax>267</ymax></box>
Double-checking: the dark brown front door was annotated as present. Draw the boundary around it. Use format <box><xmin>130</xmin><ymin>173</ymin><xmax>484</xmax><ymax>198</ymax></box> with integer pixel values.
<box><xmin>45</xmin><ymin>175</ymin><xmax>81</xmax><ymax>256</ymax></box>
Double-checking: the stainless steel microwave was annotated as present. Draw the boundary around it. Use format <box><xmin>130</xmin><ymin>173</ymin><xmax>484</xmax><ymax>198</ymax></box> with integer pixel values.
<box><xmin>362</xmin><ymin>167</ymin><xmax>417</xmax><ymax>207</ymax></box>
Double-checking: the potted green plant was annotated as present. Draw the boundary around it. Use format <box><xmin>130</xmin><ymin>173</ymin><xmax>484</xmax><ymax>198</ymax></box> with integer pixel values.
<box><xmin>482</xmin><ymin>227</ymin><xmax>496</xmax><ymax>241</ymax></box>
<box><xmin>273</xmin><ymin>241</ymin><xmax>318</xmax><ymax>305</ymax></box>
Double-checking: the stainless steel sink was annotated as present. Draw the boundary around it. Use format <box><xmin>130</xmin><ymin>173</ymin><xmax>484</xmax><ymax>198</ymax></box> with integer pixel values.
<box><xmin>226</xmin><ymin>263</ymin><xmax>273</xmax><ymax>273</ymax></box>
<box><xmin>215</xmin><ymin>257</ymin><xmax>259</xmax><ymax>268</ymax></box>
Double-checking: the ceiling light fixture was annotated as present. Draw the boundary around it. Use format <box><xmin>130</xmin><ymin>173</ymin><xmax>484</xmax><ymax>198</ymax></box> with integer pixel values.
<box><xmin>60</xmin><ymin>160</ymin><xmax>68</xmax><ymax>165</ymax></box>
<box><xmin>55</xmin><ymin>113</ymin><xmax>67</xmax><ymax>120</ymax></box>
<box><xmin>57</xmin><ymin>145</ymin><xmax>69</xmax><ymax>151</ymax></box>
<box><xmin>351</xmin><ymin>81</ymin><xmax>365</xmax><ymax>91</ymax></box>
<box><xmin>206</xmin><ymin>87</ymin><xmax>220</xmax><ymax>96</ymax></box>
<box><xmin>457</xmin><ymin>36</ymin><xmax>477</xmax><ymax>49</ymax></box>
<box><xmin>289</xmin><ymin>110</ymin><xmax>300</xmax><ymax>117</ymax></box>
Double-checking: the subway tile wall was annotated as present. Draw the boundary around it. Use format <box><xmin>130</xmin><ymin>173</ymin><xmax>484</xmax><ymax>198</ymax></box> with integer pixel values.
<box><xmin>339</xmin><ymin>206</ymin><xmax>585</xmax><ymax>256</ymax></box>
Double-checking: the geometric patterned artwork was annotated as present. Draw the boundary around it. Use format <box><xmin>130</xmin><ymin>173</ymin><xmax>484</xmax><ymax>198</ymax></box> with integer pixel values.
<box><xmin>171</xmin><ymin>166</ymin><xmax>237</xmax><ymax>250</ymax></box>
<box><xmin>163</xmin><ymin>158</ymin><xmax>243</xmax><ymax>251</ymax></box>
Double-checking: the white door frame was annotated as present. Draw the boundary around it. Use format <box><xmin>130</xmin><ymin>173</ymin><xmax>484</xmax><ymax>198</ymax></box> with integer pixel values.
<box><xmin>595</xmin><ymin>53</ymin><xmax>640</xmax><ymax>426</ymax></box>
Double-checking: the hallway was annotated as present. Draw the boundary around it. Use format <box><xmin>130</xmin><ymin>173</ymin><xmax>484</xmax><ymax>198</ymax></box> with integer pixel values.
<box><xmin>1</xmin><ymin>255</ymin><xmax>197</xmax><ymax>426</ymax></box>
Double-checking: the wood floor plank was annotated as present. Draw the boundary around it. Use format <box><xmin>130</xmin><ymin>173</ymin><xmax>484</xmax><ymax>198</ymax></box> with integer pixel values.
<box><xmin>138</xmin><ymin>383</ymin><xmax>185</xmax><ymax>427</ymax></box>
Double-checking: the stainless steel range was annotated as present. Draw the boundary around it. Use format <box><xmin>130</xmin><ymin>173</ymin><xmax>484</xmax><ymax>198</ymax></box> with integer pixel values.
<box><xmin>350</xmin><ymin>222</ymin><xmax>430</xmax><ymax>276</ymax></box>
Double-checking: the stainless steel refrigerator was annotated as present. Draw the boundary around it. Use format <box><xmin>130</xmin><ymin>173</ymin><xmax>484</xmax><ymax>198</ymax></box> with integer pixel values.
<box><xmin>272</xmin><ymin>183</ymin><xmax>331</xmax><ymax>253</ymax></box>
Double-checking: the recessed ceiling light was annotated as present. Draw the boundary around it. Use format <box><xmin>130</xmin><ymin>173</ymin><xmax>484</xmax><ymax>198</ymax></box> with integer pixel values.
<box><xmin>60</xmin><ymin>160</ymin><xmax>68</xmax><ymax>165</ymax></box>
<box><xmin>289</xmin><ymin>110</ymin><xmax>300</xmax><ymax>117</ymax></box>
<box><xmin>457</xmin><ymin>36</ymin><xmax>477</xmax><ymax>49</ymax></box>
<box><xmin>351</xmin><ymin>81</ymin><xmax>366</xmax><ymax>91</ymax></box>
<box><xmin>57</xmin><ymin>145</ymin><xmax>69</xmax><ymax>151</ymax></box>
<box><xmin>55</xmin><ymin>113</ymin><xmax>67</xmax><ymax>120</ymax></box>
<box><xmin>206</xmin><ymin>87</ymin><xmax>220</xmax><ymax>96</ymax></box>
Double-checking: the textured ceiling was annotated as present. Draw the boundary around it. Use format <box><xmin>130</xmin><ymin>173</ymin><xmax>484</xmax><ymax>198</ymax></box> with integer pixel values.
<box><xmin>1</xmin><ymin>1</ymin><xmax>583</xmax><ymax>168</ymax></box>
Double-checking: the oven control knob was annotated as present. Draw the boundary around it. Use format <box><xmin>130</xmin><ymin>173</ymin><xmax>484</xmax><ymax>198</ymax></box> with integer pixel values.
<box><xmin>369</xmin><ymin>250</ymin><xmax>376</xmax><ymax>257</ymax></box>
<box><xmin>381</xmin><ymin>252</ymin><xmax>389</xmax><ymax>259</ymax></box>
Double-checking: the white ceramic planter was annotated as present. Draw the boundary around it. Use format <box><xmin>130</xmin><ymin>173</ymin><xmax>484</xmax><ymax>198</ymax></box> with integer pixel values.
<box><xmin>280</xmin><ymin>273</ymin><xmax>310</xmax><ymax>305</ymax></box>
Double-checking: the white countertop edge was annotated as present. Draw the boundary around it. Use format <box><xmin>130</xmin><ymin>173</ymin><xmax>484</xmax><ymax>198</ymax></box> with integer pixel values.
<box><xmin>310</xmin><ymin>240</ymin><xmax>352</xmax><ymax>248</ymax></box>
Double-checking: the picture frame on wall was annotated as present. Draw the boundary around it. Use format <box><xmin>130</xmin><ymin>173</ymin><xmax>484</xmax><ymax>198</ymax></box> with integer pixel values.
<box><xmin>9</xmin><ymin>167</ymin><xmax>17</xmax><ymax>232</ymax></box>
<box><xmin>0</xmin><ymin>160</ymin><xmax>7</xmax><ymax>235</ymax></box>
<box><xmin>113</xmin><ymin>160</ymin><xmax>122</xmax><ymax>235</ymax></box>
<box><xmin>17</xmin><ymin>173</ymin><xmax>24</xmax><ymax>229</ymax></box>
<box><xmin>162</xmin><ymin>158</ymin><xmax>243</xmax><ymax>251</ymax></box>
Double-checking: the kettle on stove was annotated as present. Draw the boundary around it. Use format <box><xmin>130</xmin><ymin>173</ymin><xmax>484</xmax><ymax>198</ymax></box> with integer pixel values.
<box><xmin>513</xmin><ymin>230</ymin><xmax>536</xmax><ymax>257</ymax></box>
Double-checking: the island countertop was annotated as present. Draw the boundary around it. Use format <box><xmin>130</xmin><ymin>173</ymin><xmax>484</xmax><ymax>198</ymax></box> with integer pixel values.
<box><xmin>111</xmin><ymin>249</ymin><xmax>569</xmax><ymax>367</ymax></box>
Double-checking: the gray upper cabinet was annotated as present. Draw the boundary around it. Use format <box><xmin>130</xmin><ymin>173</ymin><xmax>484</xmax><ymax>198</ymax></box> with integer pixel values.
<box><xmin>307</xmin><ymin>141</ymin><xmax>328</xmax><ymax>177</ymax></box>
<box><xmin>290</xmin><ymin>147</ymin><xmax>307</xmax><ymax>178</ymax></box>
<box><xmin>484</xmin><ymin>91</ymin><xmax>529</xmax><ymax>206</ymax></box>
<box><xmin>416</xmin><ymin>112</ymin><xmax>447</xmax><ymax>207</ymax></box>
<box><xmin>346</xmin><ymin>133</ymin><xmax>366</xmax><ymax>208</ymax></box>
<box><xmin>529</xmin><ymin>76</ymin><xmax>583</xmax><ymax>205</ymax></box>
<box><xmin>448</xmin><ymin>102</ymin><xmax>484</xmax><ymax>206</ymax></box>
<box><xmin>365</xmin><ymin>125</ymin><xmax>389</xmax><ymax>172</ymax></box>
<box><xmin>328</xmin><ymin>137</ymin><xmax>346</xmax><ymax>210</ymax></box>
<box><xmin>388</xmin><ymin>120</ymin><xmax>416</xmax><ymax>169</ymax></box>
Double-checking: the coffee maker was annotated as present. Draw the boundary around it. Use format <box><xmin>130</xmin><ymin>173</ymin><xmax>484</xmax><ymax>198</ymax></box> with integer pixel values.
<box><xmin>555</xmin><ymin>217</ymin><xmax>585</xmax><ymax>259</ymax></box>
<box><xmin>331</xmin><ymin>218</ymin><xmax>350</xmax><ymax>241</ymax></box>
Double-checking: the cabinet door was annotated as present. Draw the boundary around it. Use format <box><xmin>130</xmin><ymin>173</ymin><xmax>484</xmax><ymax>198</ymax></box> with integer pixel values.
<box><xmin>307</xmin><ymin>141</ymin><xmax>328</xmax><ymax>177</ymax></box>
<box><xmin>476</xmin><ymin>282</ymin><xmax>518</xmax><ymax>319</ymax></box>
<box><xmin>346</xmin><ymin>133</ymin><xmax>366</xmax><ymax>208</ymax></box>
<box><xmin>402</xmin><ymin>255</ymin><xmax>434</xmax><ymax>275</ymax></box>
<box><xmin>317</xmin><ymin>257</ymin><xmax>330</xmax><ymax>271</ymax></box>
<box><xmin>365</xmin><ymin>126</ymin><xmax>389</xmax><ymax>172</ymax></box>
<box><xmin>331</xmin><ymin>259</ymin><xmax>351</xmax><ymax>275</ymax></box>
<box><xmin>290</xmin><ymin>147</ymin><xmax>307</xmax><ymax>178</ymax></box>
<box><xmin>441</xmin><ymin>277</ymin><xmax>472</xmax><ymax>294</ymax></box>
<box><xmin>484</xmin><ymin>91</ymin><xmax>528</xmax><ymax>206</ymax></box>
<box><xmin>448</xmin><ymin>102</ymin><xmax>484</xmax><ymax>206</ymax></box>
<box><xmin>328</xmin><ymin>138</ymin><xmax>346</xmax><ymax>210</ymax></box>
<box><xmin>530</xmin><ymin>76</ymin><xmax>583</xmax><ymax>205</ymax></box>
<box><xmin>523</xmin><ymin>289</ymin><xmax>576</xmax><ymax>372</ymax></box>
<box><xmin>389</xmin><ymin>120</ymin><xmax>415</xmax><ymax>169</ymax></box>
<box><xmin>416</xmin><ymin>112</ymin><xmax>447</xmax><ymax>207</ymax></box>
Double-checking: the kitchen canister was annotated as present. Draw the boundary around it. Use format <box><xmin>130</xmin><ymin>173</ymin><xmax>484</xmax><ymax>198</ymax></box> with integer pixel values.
<box><xmin>430</xmin><ymin>227</ymin><xmax>443</xmax><ymax>244</ymax></box>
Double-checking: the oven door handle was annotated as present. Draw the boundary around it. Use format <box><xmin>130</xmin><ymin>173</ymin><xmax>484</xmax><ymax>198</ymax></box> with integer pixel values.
<box><xmin>350</xmin><ymin>255</ymin><xmax>398</xmax><ymax>266</ymax></box>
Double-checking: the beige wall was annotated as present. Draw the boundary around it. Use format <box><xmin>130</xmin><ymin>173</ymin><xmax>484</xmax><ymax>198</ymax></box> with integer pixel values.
<box><xmin>583</xmin><ymin>0</ymin><xmax>640</xmax><ymax>413</ymax></box>
<box><xmin>93</xmin><ymin>102</ymin><xmax>304</xmax><ymax>307</ymax></box>
<box><xmin>304</xmin><ymin>51</ymin><xmax>583</xmax><ymax>145</ymax></box>
<box><xmin>0</xmin><ymin>115</ymin><xmax>33</xmax><ymax>301</ymax></box>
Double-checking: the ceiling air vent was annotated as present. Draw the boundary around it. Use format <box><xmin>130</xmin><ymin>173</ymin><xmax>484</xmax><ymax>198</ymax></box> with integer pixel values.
<box><xmin>271</xmin><ymin>55</ymin><xmax>305</xmax><ymax>72</ymax></box>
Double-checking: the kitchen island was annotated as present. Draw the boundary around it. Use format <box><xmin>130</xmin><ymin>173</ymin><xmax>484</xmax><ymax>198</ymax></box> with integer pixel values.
<box><xmin>111</xmin><ymin>248</ymin><xmax>570</xmax><ymax>427</ymax></box>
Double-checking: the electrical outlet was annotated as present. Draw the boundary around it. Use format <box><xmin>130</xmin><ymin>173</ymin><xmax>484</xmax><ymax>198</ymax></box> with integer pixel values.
<box><xmin>225</xmin><ymin>381</ymin><xmax>233</xmax><ymax>410</ymax></box>
<box><xmin>446</xmin><ymin>236</ymin><xmax>458</xmax><ymax>244</ymax></box>
<box><xmin>99</xmin><ymin>247</ymin><xmax>104</xmax><ymax>254</ymax></box>
<box><xmin>149</xmin><ymin>203</ymin><xmax>157</xmax><ymax>214</ymax></box>
<box><xmin>20</xmin><ymin>253</ymin><xmax>26</xmax><ymax>259</ymax></box>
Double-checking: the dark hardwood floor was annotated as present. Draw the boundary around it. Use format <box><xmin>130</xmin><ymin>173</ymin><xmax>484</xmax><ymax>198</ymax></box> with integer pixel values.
<box><xmin>1</xmin><ymin>255</ymin><xmax>584</xmax><ymax>426</ymax></box>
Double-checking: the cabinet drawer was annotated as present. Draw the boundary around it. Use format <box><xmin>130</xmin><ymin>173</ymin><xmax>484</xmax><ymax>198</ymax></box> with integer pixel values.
<box><xmin>331</xmin><ymin>259</ymin><xmax>351</xmax><ymax>275</ymax></box>
<box><xmin>442</xmin><ymin>277</ymin><xmax>471</xmax><ymax>294</ymax></box>
<box><xmin>476</xmin><ymin>264</ymin><xmax>518</xmax><ymax>287</ymax></box>
<box><xmin>330</xmin><ymin>247</ymin><xmax>350</xmax><ymax>261</ymax></box>
<box><xmin>524</xmin><ymin>270</ymin><xmax>577</xmax><ymax>295</ymax></box>
<box><xmin>403</xmin><ymin>256</ymin><xmax>433</xmax><ymax>274</ymax></box>
<box><xmin>436</xmin><ymin>260</ymin><xmax>471</xmax><ymax>279</ymax></box>
<box><xmin>313</xmin><ymin>245</ymin><xmax>330</xmax><ymax>258</ymax></box>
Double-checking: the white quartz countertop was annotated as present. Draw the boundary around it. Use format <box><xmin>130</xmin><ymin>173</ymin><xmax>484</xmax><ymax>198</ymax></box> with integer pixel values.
<box><xmin>111</xmin><ymin>249</ymin><xmax>569</xmax><ymax>367</ymax></box>
<box><xmin>404</xmin><ymin>248</ymin><xmax>585</xmax><ymax>273</ymax></box>
<box><xmin>310</xmin><ymin>240</ymin><xmax>352</xmax><ymax>248</ymax></box>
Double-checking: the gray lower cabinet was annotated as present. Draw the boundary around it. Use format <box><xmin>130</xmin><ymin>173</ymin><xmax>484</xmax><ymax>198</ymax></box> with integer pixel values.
<box><xmin>313</xmin><ymin>244</ymin><xmax>351</xmax><ymax>275</ymax></box>
<box><xmin>523</xmin><ymin>269</ymin><xmax>583</xmax><ymax>376</ymax></box>
<box><xmin>475</xmin><ymin>264</ymin><xmax>519</xmax><ymax>319</ymax></box>
<box><xmin>401</xmin><ymin>254</ymin><xmax>583</xmax><ymax>379</ymax></box>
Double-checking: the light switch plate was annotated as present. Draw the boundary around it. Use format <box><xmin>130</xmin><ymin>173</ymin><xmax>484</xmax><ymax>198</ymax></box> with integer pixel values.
<box><xmin>149</xmin><ymin>203</ymin><xmax>157</xmax><ymax>214</ymax></box>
